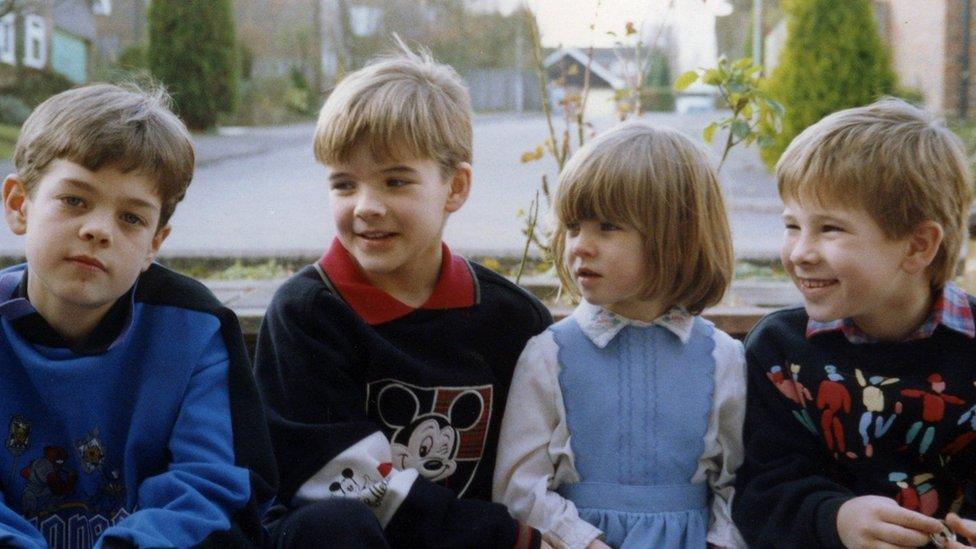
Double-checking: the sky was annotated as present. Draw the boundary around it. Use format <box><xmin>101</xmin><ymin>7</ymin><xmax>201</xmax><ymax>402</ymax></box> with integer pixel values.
<box><xmin>497</xmin><ymin>0</ymin><xmax>736</xmax><ymax>48</ymax></box>
<box><xmin>495</xmin><ymin>0</ymin><xmax>737</xmax><ymax>74</ymax></box>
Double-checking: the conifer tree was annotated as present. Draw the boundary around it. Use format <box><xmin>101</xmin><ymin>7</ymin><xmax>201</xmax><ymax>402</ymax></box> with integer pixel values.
<box><xmin>148</xmin><ymin>0</ymin><xmax>238</xmax><ymax>130</ymax></box>
<box><xmin>762</xmin><ymin>0</ymin><xmax>894</xmax><ymax>165</ymax></box>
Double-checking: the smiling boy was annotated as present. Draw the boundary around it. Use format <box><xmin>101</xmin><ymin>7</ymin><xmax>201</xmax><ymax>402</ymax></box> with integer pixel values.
<box><xmin>733</xmin><ymin>99</ymin><xmax>976</xmax><ymax>548</ymax></box>
<box><xmin>0</xmin><ymin>84</ymin><xmax>276</xmax><ymax>548</ymax></box>
<box><xmin>254</xmin><ymin>46</ymin><xmax>551</xmax><ymax>548</ymax></box>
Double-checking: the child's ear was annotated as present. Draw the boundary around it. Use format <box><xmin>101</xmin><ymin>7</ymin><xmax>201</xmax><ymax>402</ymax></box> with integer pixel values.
<box><xmin>901</xmin><ymin>220</ymin><xmax>943</xmax><ymax>274</ymax></box>
<box><xmin>141</xmin><ymin>224</ymin><xmax>171</xmax><ymax>271</ymax></box>
<box><xmin>3</xmin><ymin>175</ymin><xmax>28</xmax><ymax>235</ymax></box>
<box><xmin>444</xmin><ymin>162</ymin><xmax>471</xmax><ymax>213</ymax></box>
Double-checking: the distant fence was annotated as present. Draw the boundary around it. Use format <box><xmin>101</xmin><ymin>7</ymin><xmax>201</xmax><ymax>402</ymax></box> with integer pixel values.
<box><xmin>463</xmin><ymin>69</ymin><xmax>541</xmax><ymax>113</ymax></box>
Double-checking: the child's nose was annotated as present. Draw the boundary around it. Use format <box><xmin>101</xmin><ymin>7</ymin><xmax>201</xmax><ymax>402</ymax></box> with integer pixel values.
<box><xmin>788</xmin><ymin>235</ymin><xmax>819</xmax><ymax>264</ymax></box>
<box><xmin>569</xmin><ymin>233</ymin><xmax>595</xmax><ymax>257</ymax></box>
<box><xmin>79</xmin><ymin>214</ymin><xmax>113</xmax><ymax>245</ymax></box>
<box><xmin>354</xmin><ymin>190</ymin><xmax>386</xmax><ymax>218</ymax></box>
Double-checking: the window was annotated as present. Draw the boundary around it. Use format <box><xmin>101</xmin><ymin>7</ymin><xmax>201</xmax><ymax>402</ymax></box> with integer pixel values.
<box><xmin>23</xmin><ymin>14</ymin><xmax>46</xmax><ymax>69</ymax></box>
<box><xmin>92</xmin><ymin>0</ymin><xmax>112</xmax><ymax>16</ymax></box>
<box><xmin>0</xmin><ymin>13</ymin><xmax>14</xmax><ymax>66</ymax></box>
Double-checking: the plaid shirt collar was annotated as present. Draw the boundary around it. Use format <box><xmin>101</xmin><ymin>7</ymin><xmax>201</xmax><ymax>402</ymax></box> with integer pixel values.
<box><xmin>573</xmin><ymin>300</ymin><xmax>694</xmax><ymax>349</ymax></box>
<box><xmin>806</xmin><ymin>282</ymin><xmax>975</xmax><ymax>344</ymax></box>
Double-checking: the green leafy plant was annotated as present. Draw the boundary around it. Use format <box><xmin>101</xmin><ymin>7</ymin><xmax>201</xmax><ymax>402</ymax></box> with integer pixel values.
<box><xmin>148</xmin><ymin>0</ymin><xmax>238</xmax><ymax>130</ymax></box>
<box><xmin>675</xmin><ymin>56</ymin><xmax>783</xmax><ymax>171</ymax></box>
<box><xmin>760</xmin><ymin>0</ymin><xmax>894</xmax><ymax>166</ymax></box>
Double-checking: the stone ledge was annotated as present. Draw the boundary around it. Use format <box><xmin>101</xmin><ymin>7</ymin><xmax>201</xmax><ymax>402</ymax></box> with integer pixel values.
<box><xmin>209</xmin><ymin>278</ymin><xmax>790</xmax><ymax>353</ymax></box>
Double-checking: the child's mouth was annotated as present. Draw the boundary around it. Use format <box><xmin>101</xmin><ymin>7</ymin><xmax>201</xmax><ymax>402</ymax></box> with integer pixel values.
<box><xmin>798</xmin><ymin>278</ymin><xmax>837</xmax><ymax>290</ymax></box>
<box><xmin>575</xmin><ymin>268</ymin><xmax>601</xmax><ymax>281</ymax></box>
<box><xmin>358</xmin><ymin>231</ymin><xmax>397</xmax><ymax>241</ymax></box>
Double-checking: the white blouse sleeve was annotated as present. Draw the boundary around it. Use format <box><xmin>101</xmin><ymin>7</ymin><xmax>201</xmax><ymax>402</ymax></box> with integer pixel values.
<box><xmin>693</xmin><ymin>328</ymin><xmax>747</xmax><ymax>548</ymax></box>
<box><xmin>493</xmin><ymin>331</ymin><xmax>603</xmax><ymax>549</ymax></box>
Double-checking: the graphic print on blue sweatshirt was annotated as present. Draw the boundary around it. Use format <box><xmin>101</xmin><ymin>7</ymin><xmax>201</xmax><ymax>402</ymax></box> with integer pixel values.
<box><xmin>4</xmin><ymin>419</ymin><xmax>133</xmax><ymax>544</ymax></box>
<box><xmin>367</xmin><ymin>379</ymin><xmax>492</xmax><ymax>496</ymax></box>
<box><xmin>0</xmin><ymin>280</ymin><xmax>252</xmax><ymax>548</ymax></box>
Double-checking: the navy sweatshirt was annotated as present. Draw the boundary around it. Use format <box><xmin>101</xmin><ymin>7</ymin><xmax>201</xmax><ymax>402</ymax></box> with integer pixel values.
<box><xmin>0</xmin><ymin>264</ymin><xmax>277</xmax><ymax>549</ymax></box>
<box><xmin>734</xmin><ymin>304</ymin><xmax>976</xmax><ymax>548</ymax></box>
<box><xmin>255</xmin><ymin>241</ymin><xmax>551</xmax><ymax>549</ymax></box>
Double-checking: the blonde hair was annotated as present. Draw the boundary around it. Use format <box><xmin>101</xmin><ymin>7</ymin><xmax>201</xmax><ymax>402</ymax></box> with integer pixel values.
<box><xmin>314</xmin><ymin>41</ymin><xmax>472</xmax><ymax>175</ymax></box>
<box><xmin>552</xmin><ymin>122</ymin><xmax>734</xmax><ymax>314</ymax></box>
<box><xmin>14</xmin><ymin>82</ymin><xmax>194</xmax><ymax>228</ymax></box>
<box><xmin>777</xmin><ymin>98</ymin><xmax>973</xmax><ymax>286</ymax></box>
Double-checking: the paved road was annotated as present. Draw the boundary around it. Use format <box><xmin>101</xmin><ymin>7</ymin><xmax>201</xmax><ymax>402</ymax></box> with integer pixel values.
<box><xmin>0</xmin><ymin>112</ymin><xmax>785</xmax><ymax>260</ymax></box>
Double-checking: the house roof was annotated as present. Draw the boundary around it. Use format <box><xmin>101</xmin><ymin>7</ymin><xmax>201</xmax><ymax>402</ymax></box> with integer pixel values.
<box><xmin>543</xmin><ymin>47</ymin><xmax>626</xmax><ymax>89</ymax></box>
<box><xmin>53</xmin><ymin>0</ymin><xmax>97</xmax><ymax>41</ymax></box>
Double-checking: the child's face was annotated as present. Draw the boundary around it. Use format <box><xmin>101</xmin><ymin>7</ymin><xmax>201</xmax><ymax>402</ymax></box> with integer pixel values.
<box><xmin>781</xmin><ymin>199</ymin><xmax>922</xmax><ymax>337</ymax></box>
<box><xmin>327</xmin><ymin>145</ymin><xmax>469</xmax><ymax>286</ymax></box>
<box><xmin>3</xmin><ymin>159</ymin><xmax>169</xmax><ymax>323</ymax></box>
<box><xmin>563</xmin><ymin>219</ymin><xmax>661</xmax><ymax>321</ymax></box>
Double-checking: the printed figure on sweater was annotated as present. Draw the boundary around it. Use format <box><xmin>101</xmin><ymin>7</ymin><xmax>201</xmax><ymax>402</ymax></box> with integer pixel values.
<box><xmin>889</xmin><ymin>472</ymin><xmax>939</xmax><ymax>516</ymax></box>
<box><xmin>326</xmin><ymin>465</ymin><xmax>391</xmax><ymax>507</ymax></box>
<box><xmin>901</xmin><ymin>373</ymin><xmax>966</xmax><ymax>456</ymax></box>
<box><xmin>370</xmin><ymin>380</ymin><xmax>491</xmax><ymax>494</ymax></box>
<box><xmin>854</xmin><ymin>369</ymin><xmax>899</xmax><ymax>458</ymax></box>
<box><xmin>944</xmin><ymin>390</ymin><xmax>976</xmax><ymax>455</ymax></box>
<box><xmin>767</xmin><ymin>364</ymin><xmax>817</xmax><ymax>433</ymax></box>
<box><xmin>75</xmin><ymin>429</ymin><xmax>105</xmax><ymax>474</ymax></box>
<box><xmin>91</xmin><ymin>469</ymin><xmax>125</xmax><ymax>515</ymax></box>
<box><xmin>6</xmin><ymin>415</ymin><xmax>30</xmax><ymax>457</ymax></box>
<box><xmin>20</xmin><ymin>446</ymin><xmax>77</xmax><ymax>517</ymax></box>
<box><xmin>817</xmin><ymin>365</ymin><xmax>855</xmax><ymax>457</ymax></box>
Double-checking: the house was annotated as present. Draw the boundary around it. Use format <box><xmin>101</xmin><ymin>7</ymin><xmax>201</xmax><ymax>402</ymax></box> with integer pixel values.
<box><xmin>51</xmin><ymin>0</ymin><xmax>96</xmax><ymax>83</ymax></box>
<box><xmin>543</xmin><ymin>47</ymin><xmax>632</xmax><ymax>117</ymax></box>
<box><xmin>91</xmin><ymin>0</ymin><xmax>147</xmax><ymax>72</ymax></box>
<box><xmin>876</xmin><ymin>0</ymin><xmax>974</xmax><ymax>117</ymax></box>
<box><xmin>0</xmin><ymin>0</ymin><xmax>97</xmax><ymax>86</ymax></box>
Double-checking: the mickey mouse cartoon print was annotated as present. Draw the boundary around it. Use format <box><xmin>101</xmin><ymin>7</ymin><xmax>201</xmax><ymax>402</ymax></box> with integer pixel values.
<box><xmin>368</xmin><ymin>380</ymin><xmax>492</xmax><ymax>496</ymax></box>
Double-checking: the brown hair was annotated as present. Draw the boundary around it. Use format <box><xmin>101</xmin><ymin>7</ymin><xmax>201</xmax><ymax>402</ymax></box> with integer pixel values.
<box><xmin>13</xmin><ymin>82</ymin><xmax>194</xmax><ymax>228</ymax></box>
<box><xmin>313</xmin><ymin>42</ymin><xmax>472</xmax><ymax>175</ymax></box>
<box><xmin>551</xmin><ymin>121</ymin><xmax>734</xmax><ymax>314</ymax></box>
<box><xmin>777</xmin><ymin>98</ymin><xmax>973</xmax><ymax>286</ymax></box>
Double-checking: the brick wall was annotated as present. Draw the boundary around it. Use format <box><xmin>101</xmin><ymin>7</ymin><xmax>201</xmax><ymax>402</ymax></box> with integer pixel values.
<box><xmin>944</xmin><ymin>0</ymin><xmax>976</xmax><ymax>117</ymax></box>
<box><xmin>881</xmin><ymin>0</ymin><xmax>948</xmax><ymax>114</ymax></box>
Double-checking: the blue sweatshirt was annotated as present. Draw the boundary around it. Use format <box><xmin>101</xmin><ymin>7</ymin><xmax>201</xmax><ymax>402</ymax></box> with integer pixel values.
<box><xmin>0</xmin><ymin>264</ymin><xmax>276</xmax><ymax>549</ymax></box>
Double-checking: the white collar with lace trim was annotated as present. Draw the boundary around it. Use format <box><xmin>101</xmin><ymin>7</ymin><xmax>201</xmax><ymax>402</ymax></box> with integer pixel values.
<box><xmin>571</xmin><ymin>300</ymin><xmax>694</xmax><ymax>349</ymax></box>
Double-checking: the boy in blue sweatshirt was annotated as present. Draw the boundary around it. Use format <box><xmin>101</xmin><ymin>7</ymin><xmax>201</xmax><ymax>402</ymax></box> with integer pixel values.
<box><xmin>0</xmin><ymin>83</ymin><xmax>276</xmax><ymax>548</ymax></box>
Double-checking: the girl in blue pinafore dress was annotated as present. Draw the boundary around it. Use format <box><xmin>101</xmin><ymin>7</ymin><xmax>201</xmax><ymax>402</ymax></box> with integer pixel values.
<box><xmin>493</xmin><ymin>122</ymin><xmax>747</xmax><ymax>549</ymax></box>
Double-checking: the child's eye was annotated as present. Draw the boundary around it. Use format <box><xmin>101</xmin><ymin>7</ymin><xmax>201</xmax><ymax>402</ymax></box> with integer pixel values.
<box><xmin>387</xmin><ymin>178</ymin><xmax>410</xmax><ymax>188</ymax></box>
<box><xmin>822</xmin><ymin>224</ymin><xmax>843</xmax><ymax>233</ymax></box>
<box><xmin>60</xmin><ymin>196</ymin><xmax>84</xmax><ymax>208</ymax></box>
<box><xmin>784</xmin><ymin>222</ymin><xmax>799</xmax><ymax>231</ymax></box>
<box><xmin>599</xmin><ymin>222</ymin><xmax>622</xmax><ymax>231</ymax></box>
<box><xmin>120</xmin><ymin>213</ymin><xmax>146</xmax><ymax>226</ymax></box>
<box><xmin>564</xmin><ymin>222</ymin><xmax>580</xmax><ymax>234</ymax></box>
<box><xmin>330</xmin><ymin>181</ymin><xmax>355</xmax><ymax>192</ymax></box>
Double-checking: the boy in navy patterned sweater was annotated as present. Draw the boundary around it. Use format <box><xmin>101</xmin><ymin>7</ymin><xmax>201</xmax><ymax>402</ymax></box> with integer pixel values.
<box><xmin>733</xmin><ymin>98</ymin><xmax>976</xmax><ymax>548</ymax></box>
<box><xmin>254</xmin><ymin>45</ymin><xmax>551</xmax><ymax>548</ymax></box>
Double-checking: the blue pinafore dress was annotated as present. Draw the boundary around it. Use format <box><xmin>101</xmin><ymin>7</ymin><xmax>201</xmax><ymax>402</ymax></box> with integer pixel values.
<box><xmin>550</xmin><ymin>315</ymin><xmax>716</xmax><ymax>548</ymax></box>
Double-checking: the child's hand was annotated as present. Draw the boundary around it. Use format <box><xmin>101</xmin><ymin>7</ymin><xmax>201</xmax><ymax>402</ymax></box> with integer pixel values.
<box><xmin>586</xmin><ymin>539</ymin><xmax>611</xmax><ymax>549</ymax></box>
<box><xmin>837</xmin><ymin>496</ymin><xmax>943</xmax><ymax>548</ymax></box>
<box><xmin>946</xmin><ymin>513</ymin><xmax>976</xmax><ymax>547</ymax></box>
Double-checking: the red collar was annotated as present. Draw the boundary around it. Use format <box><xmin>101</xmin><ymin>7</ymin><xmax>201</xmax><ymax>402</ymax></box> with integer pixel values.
<box><xmin>318</xmin><ymin>238</ymin><xmax>477</xmax><ymax>325</ymax></box>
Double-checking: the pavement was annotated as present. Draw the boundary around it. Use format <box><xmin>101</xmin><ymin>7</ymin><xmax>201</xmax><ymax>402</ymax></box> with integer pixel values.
<box><xmin>0</xmin><ymin>111</ymin><xmax>786</xmax><ymax>260</ymax></box>
<box><xmin>0</xmin><ymin>111</ymin><xmax>799</xmax><ymax>314</ymax></box>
